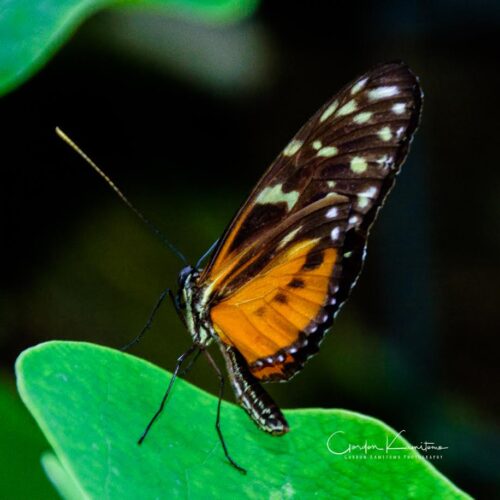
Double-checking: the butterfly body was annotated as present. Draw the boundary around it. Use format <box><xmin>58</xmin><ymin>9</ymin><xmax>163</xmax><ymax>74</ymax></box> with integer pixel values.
<box><xmin>176</xmin><ymin>62</ymin><xmax>423</xmax><ymax>437</ymax></box>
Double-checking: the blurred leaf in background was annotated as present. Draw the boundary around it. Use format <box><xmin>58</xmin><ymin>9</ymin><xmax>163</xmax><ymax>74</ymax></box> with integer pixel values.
<box><xmin>0</xmin><ymin>0</ymin><xmax>260</xmax><ymax>96</ymax></box>
<box><xmin>93</xmin><ymin>9</ymin><xmax>273</xmax><ymax>94</ymax></box>
<box><xmin>0</xmin><ymin>378</ymin><xmax>56</xmax><ymax>499</ymax></box>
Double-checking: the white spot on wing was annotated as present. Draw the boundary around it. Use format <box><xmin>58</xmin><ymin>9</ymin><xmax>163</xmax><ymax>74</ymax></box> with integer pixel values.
<box><xmin>327</xmin><ymin>181</ymin><xmax>336</xmax><ymax>188</ymax></box>
<box><xmin>376</xmin><ymin>154</ymin><xmax>393</xmax><ymax>169</ymax></box>
<box><xmin>256</xmin><ymin>184</ymin><xmax>299</xmax><ymax>211</ymax></box>
<box><xmin>318</xmin><ymin>313</ymin><xmax>329</xmax><ymax>323</ymax></box>
<box><xmin>349</xmin><ymin>215</ymin><xmax>360</xmax><ymax>225</ymax></box>
<box><xmin>368</xmin><ymin>86</ymin><xmax>399</xmax><ymax>100</ymax></box>
<box><xmin>277</xmin><ymin>226</ymin><xmax>301</xmax><ymax>249</ymax></box>
<box><xmin>350</xmin><ymin>156</ymin><xmax>368</xmax><ymax>173</ymax></box>
<box><xmin>353</xmin><ymin>112</ymin><xmax>372</xmax><ymax>124</ymax></box>
<box><xmin>312</xmin><ymin>140</ymin><xmax>322</xmax><ymax>150</ymax></box>
<box><xmin>337</xmin><ymin>99</ymin><xmax>357</xmax><ymax>116</ymax></box>
<box><xmin>320</xmin><ymin>100</ymin><xmax>339</xmax><ymax>122</ymax></box>
<box><xmin>359</xmin><ymin>186</ymin><xmax>378</xmax><ymax>198</ymax></box>
<box><xmin>317</xmin><ymin>146</ymin><xmax>338</xmax><ymax>158</ymax></box>
<box><xmin>326</xmin><ymin>207</ymin><xmax>338</xmax><ymax>219</ymax></box>
<box><xmin>283</xmin><ymin>139</ymin><xmax>303</xmax><ymax>157</ymax></box>
<box><xmin>357</xmin><ymin>196</ymin><xmax>370</xmax><ymax>209</ymax></box>
<box><xmin>351</xmin><ymin>77</ymin><xmax>368</xmax><ymax>95</ymax></box>
<box><xmin>392</xmin><ymin>102</ymin><xmax>406</xmax><ymax>114</ymax></box>
<box><xmin>378</xmin><ymin>126</ymin><xmax>392</xmax><ymax>142</ymax></box>
<box><xmin>330</xmin><ymin>227</ymin><xmax>341</xmax><ymax>240</ymax></box>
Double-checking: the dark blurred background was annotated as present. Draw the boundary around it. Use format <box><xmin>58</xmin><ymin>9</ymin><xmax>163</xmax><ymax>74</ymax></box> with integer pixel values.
<box><xmin>1</xmin><ymin>1</ymin><xmax>499</xmax><ymax>497</ymax></box>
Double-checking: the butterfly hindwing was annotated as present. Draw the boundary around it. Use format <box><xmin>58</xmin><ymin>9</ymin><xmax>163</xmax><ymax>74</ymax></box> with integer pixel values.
<box><xmin>197</xmin><ymin>62</ymin><xmax>422</xmax><ymax>382</ymax></box>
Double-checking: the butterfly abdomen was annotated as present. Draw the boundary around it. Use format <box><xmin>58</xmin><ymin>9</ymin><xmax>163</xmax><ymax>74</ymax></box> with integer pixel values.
<box><xmin>221</xmin><ymin>344</ymin><xmax>289</xmax><ymax>435</ymax></box>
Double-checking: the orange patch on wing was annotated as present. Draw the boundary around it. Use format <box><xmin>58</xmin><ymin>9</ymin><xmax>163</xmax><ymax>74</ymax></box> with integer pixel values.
<box><xmin>211</xmin><ymin>239</ymin><xmax>337</xmax><ymax>366</ymax></box>
<box><xmin>250</xmin><ymin>354</ymin><xmax>295</xmax><ymax>380</ymax></box>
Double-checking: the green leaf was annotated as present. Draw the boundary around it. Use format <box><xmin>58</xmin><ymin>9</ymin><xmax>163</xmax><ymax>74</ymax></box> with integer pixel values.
<box><xmin>0</xmin><ymin>0</ymin><xmax>259</xmax><ymax>97</ymax></box>
<box><xmin>16</xmin><ymin>341</ymin><xmax>470</xmax><ymax>498</ymax></box>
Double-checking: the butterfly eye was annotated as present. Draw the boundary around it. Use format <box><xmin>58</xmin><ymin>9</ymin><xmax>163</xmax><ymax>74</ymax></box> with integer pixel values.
<box><xmin>178</xmin><ymin>265</ymin><xmax>194</xmax><ymax>288</ymax></box>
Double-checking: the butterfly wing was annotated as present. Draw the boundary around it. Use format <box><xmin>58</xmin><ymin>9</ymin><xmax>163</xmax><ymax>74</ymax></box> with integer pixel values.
<box><xmin>199</xmin><ymin>62</ymin><xmax>423</xmax><ymax>381</ymax></box>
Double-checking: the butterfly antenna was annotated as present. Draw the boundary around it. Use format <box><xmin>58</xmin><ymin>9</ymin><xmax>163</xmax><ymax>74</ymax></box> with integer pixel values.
<box><xmin>55</xmin><ymin>127</ymin><xmax>188</xmax><ymax>265</ymax></box>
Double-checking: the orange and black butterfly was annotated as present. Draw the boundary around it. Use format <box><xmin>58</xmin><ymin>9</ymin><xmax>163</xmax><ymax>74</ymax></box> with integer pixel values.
<box><xmin>165</xmin><ymin>61</ymin><xmax>422</xmax><ymax>469</ymax></box>
<box><xmin>58</xmin><ymin>61</ymin><xmax>422</xmax><ymax>474</ymax></box>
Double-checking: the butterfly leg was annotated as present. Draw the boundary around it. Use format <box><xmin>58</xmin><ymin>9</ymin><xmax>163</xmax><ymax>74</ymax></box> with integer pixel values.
<box><xmin>178</xmin><ymin>348</ymin><xmax>202</xmax><ymax>376</ymax></box>
<box><xmin>120</xmin><ymin>288</ymin><xmax>170</xmax><ymax>351</ymax></box>
<box><xmin>202</xmin><ymin>348</ymin><xmax>247</xmax><ymax>474</ymax></box>
<box><xmin>138</xmin><ymin>343</ymin><xmax>198</xmax><ymax>445</ymax></box>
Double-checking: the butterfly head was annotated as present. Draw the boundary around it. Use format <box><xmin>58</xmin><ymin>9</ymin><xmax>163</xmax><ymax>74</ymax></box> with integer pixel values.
<box><xmin>176</xmin><ymin>265</ymin><xmax>196</xmax><ymax>311</ymax></box>
<box><xmin>178</xmin><ymin>265</ymin><xmax>194</xmax><ymax>290</ymax></box>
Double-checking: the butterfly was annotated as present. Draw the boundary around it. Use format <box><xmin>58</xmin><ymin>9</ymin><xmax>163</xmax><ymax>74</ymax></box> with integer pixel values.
<box><xmin>57</xmin><ymin>61</ymin><xmax>423</xmax><ymax>474</ymax></box>
<box><xmin>172</xmin><ymin>61</ymin><xmax>422</xmax><ymax>464</ymax></box>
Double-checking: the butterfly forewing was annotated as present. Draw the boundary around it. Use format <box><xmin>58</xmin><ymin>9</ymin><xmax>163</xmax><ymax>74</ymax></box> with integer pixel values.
<box><xmin>198</xmin><ymin>62</ymin><xmax>422</xmax><ymax>383</ymax></box>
